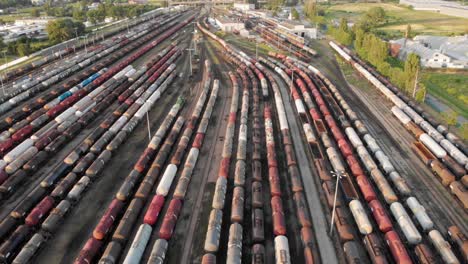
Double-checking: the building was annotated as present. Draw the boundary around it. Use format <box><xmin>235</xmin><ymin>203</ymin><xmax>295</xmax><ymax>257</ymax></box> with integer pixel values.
<box><xmin>215</xmin><ymin>17</ymin><xmax>245</xmax><ymax>32</ymax></box>
<box><xmin>0</xmin><ymin>24</ymin><xmax>47</xmax><ymax>43</ymax></box>
<box><xmin>14</xmin><ymin>17</ymin><xmax>54</xmax><ymax>26</ymax></box>
<box><xmin>390</xmin><ymin>35</ymin><xmax>468</xmax><ymax>69</ymax></box>
<box><xmin>277</xmin><ymin>20</ymin><xmax>317</xmax><ymax>39</ymax></box>
<box><xmin>233</xmin><ymin>3</ymin><xmax>255</xmax><ymax>11</ymax></box>
<box><xmin>31</xmin><ymin>0</ymin><xmax>46</xmax><ymax>5</ymax></box>
<box><xmin>399</xmin><ymin>0</ymin><xmax>468</xmax><ymax>19</ymax></box>
<box><xmin>0</xmin><ymin>17</ymin><xmax>55</xmax><ymax>43</ymax></box>
<box><xmin>129</xmin><ymin>0</ymin><xmax>148</xmax><ymax>4</ymax></box>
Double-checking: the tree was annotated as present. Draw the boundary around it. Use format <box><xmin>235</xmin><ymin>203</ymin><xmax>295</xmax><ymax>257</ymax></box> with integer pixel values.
<box><xmin>87</xmin><ymin>6</ymin><xmax>106</xmax><ymax>24</ymax></box>
<box><xmin>414</xmin><ymin>82</ymin><xmax>426</xmax><ymax>103</ymax></box>
<box><xmin>330</xmin><ymin>18</ymin><xmax>353</xmax><ymax>46</ymax></box>
<box><xmin>404</xmin><ymin>53</ymin><xmax>420</xmax><ymax>94</ymax></box>
<box><xmin>405</xmin><ymin>24</ymin><xmax>411</xmax><ymax>39</ymax></box>
<box><xmin>339</xmin><ymin>17</ymin><xmax>348</xmax><ymax>32</ymax></box>
<box><xmin>0</xmin><ymin>37</ymin><xmax>5</xmax><ymax>51</ymax></box>
<box><xmin>442</xmin><ymin>110</ymin><xmax>458</xmax><ymax>131</ymax></box>
<box><xmin>16</xmin><ymin>43</ymin><xmax>30</xmax><ymax>57</ymax></box>
<box><xmin>356</xmin><ymin>6</ymin><xmax>386</xmax><ymax>31</ymax></box>
<box><xmin>30</xmin><ymin>8</ymin><xmax>41</xmax><ymax>18</ymax></box>
<box><xmin>44</xmin><ymin>0</ymin><xmax>54</xmax><ymax>16</ymax></box>
<box><xmin>461</xmin><ymin>123</ymin><xmax>468</xmax><ymax>141</ymax></box>
<box><xmin>366</xmin><ymin>7</ymin><xmax>386</xmax><ymax>25</ymax></box>
<box><xmin>354</xmin><ymin>27</ymin><xmax>365</xmax><ymax>52</ymax></box>
<box><xmin>73</xmin><ymin>8</ymin><xmax>86</xmax><ymax>22</ymax></box>
<box><xmin>267</xmin><ymin>0</ymin><xmax>285</xmax><ymax>10</ymax></box>
<box><xmin>304</xmin><ymin>0</ymin><xmax>317</xmax><ymax>19</ymax></box>
<box><xmin>47</xmin><ymin>19</ymin><xmax>85</xmax><ymax>43</ymax></box>
<box><xmin>7</xmin><ymin>41</ymin><xmax>16</xmax><ymax>55</ymax></box>
<box><xmin>291</xmin><ymin>8</ymin><xmax>299</xmax><ymax>20</ymax></box>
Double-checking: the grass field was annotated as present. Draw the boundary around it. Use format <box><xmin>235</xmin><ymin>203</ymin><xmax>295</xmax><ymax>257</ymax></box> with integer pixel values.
<box><xmin>421</xmin><ymin>71</ymin><xmax>468</xmax><ymax>118</ymax></box>
<box><xmin>325</xmin><ymin>3</ymin><xmax>468</xmax><ymax>37</ymax></box>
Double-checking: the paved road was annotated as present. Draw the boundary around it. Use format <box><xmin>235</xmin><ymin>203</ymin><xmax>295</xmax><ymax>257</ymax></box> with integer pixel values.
<box><xmin>273</xmin><ymin>73</ymin><xmax>338</xmax><ymax>264</ymax></box>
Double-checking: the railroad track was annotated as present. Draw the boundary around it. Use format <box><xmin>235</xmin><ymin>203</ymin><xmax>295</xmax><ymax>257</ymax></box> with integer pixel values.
<box><xmin>342</xmin><ymin>81</ymin><xmax>468</xmax><ymax>234</ymax></box>
<box><xmin>0</xmin><ymin>16</ymin><xmax>186</xmax><ymax>207</ymax></box>
<box><xmin>311</xmin><ymin>40</ymin><xmax>468</xmax><ymax>234</ymax></box>
<box><xmin>0</xmin><ymin>11</ymin><xmax>199</xmax><ymax>263</ymax></box>
<box><xmin>179</xmin><ymin>37</ymin><xmax>231</xmax><ymax>264</ymax></box>
<box><xmin>0</xmin><ymin>10</ymin><xmax>162</xmax><ymax>95</ymax></box>
<box><xmin>0</xmin><ymin>9</ymin><xmax>465</xmax><ymax>264</ymax></box>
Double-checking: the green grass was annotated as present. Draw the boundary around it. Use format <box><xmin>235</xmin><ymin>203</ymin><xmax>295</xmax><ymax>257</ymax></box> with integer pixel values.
<box><xmin>325</xmin><ymin>3</ymin><xmax>468</xmax><ymax>37</ymax></box>
<box><xmin>336</xmin><ymin>54</ymin><xmax>373</xmax><ymax>91</ymax></box>
<box><xmin>2</xmin><ymin>55</ymin><xmax>41</xmax><ymax>71</ymax></box>
<box><xmin>421</xmin><ymin>71</ymin><xmax>468</xmax><ymax>118</ymax></box>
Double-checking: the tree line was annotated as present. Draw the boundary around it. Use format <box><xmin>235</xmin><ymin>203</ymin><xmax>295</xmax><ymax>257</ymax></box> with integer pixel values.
<box><xmin>0</xmin><ymin>0</ymin><xmax>30</xmax><ymax>9</ymax></box>
<box><xmin>28</xmin><ymin>1</ymin><xmax>155</xmax><ymax>24</ymax></box>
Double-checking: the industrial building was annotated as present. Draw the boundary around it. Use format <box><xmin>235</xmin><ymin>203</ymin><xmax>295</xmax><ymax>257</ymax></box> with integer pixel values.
<box><xmin>390</xmin><ymin>35</ymin><xmax>468</xmax><ymax>69</ymax></box>
<box><xmin>214</xmin><ymin>17</ymin><xmax>245</xmax><ymax>32</ymax></box>
<box><xmin>399</xmin><ymin>0</ymin><xmax>468</xmax><ymax>19</ymax></box>
<box><xmin>0</xmin><ymin>18</ymin><xmax>53</xmax><ymax>43</ymax></box>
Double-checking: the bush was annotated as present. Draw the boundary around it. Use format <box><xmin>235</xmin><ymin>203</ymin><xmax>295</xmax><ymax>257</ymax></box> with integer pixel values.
<box><xmin>47</xmin><ymin>19</ymin><xmax>85</xmax><ymax>44</ymax></box>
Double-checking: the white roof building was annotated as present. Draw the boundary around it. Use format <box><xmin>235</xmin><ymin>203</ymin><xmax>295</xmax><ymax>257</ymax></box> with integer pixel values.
<box><xmin>14</xmin><ymin>17</ymin><xmax>54</xmax><ymax>26</ymax></box>
<box><xmin>31</xmin><ymin>0</ymin><xmax>46</xmax><ymax>5</ymax></box>
<box><xmin>215</xmin><ymin>17</ymin><xmax>245</xmax><ymax>33</ymax></box>
<box><xmin>391</xmin><ymin>35</ymin><xmax>468</xmax><ymax>69</ymax></box>
<box><xmin>233</xmin><ymin>3</ymin><xmax>255</xmax><ymax>11</ymax></box>
<box><xmin>399</xmin><ymin>0</ymin><xmax>468</xmax><ymax>18</ymax></box>
<box><xmin>277</xmin><ymin>20</ymin><xmax>317</xmax><ymax>39</ymax></box>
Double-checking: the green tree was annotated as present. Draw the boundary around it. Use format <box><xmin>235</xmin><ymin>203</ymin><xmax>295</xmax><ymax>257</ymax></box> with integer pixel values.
<box><xmin>87</xmin><ymin>6</ymin><xmax>106</xmax><ymax>24</ymax></box>
<box><xmin>30</xmin><ymin>8</ymin><xmax>41</xmax><ymax>18</ymax></box>
<box><xmin>405</xmin><ymin>24</ymin><xmax>411</xmax><ymax>39</ymax></box>
<box><xmin>47</xmin><ymin>19</ymin><xmax>85</xmax><ymax>43</ymax></box>
<box><xmin>356</xmin><ymin>6</ymin><xmax>386</xmax><ymax>31</ymax></box>
<box><xmin>339</xmin><ymin>17</ymin><xmax>348</xmax><ymax>32</ymax></box>
<box><xmin>16</xmin><ymin>43</ymin><xmax>30</xmax><ymax>57</ymax></box>
<box><xmin>43</xmin><ymin>0</ymin><xmax>54</xmax><ymax>16</ymax></box>
<box><xmin>86</xmin><ymin>9</ymin><xmax>99</xmax><ymax>24</ymax></box>
<box><xmin>0</xmin><ymin>37</ymin><xmax>5</xmax><ymax>51</ymax></box>
<box><xmin>267</xmin><ymin>0</ymin><xmax>285</xmax><ymax>10</ymax></box>
<box><xmin>461</xmin><ymin>123</ymin><xmax>468</xmax><ymax>140</ymax></box>
<box><xmin>7</xmin><ymin>41</ymin><xmax>16</xmax><ymax>55</ymax></box>
<box><xmin>354</xmin><ymin>27</ymin><xmax>365</xmax><ymax>52</ymax></box>
<box><xmin>414</xmin><ymin>82</ymin><xmax>426</xmax><ymax>103</ymax></box>
<box><xmin>330</xmin><ymin>18</ymin><xmax>353</xmax><ymax>45</ymax></box>
<box><xmin>366</xmin><ymin>7</ymin><xmax>386</xmax><ymax>26</ymax></box>
<box><xmin>73</xmin><ymin>7</ymin><xmax>86</xmax><ymax>22</ymax></box>
<box><xmin>304</xmin><ymin>0</ymin><xmax>316</xmax><ymax>19</ymax></box>
<box><xmin>291</xmin><ymin>8</ymin><xmax>299</xmax><ymax>20</ymax></box>
<box><xmin>442</xmin><ymin>110</ymin><xmax>458</xmax><ymax>130</ymax></box>
<box><xmin>404</xmin><ymin>53</ymin><xmax>420</xmax><ymax>94</ymax></box>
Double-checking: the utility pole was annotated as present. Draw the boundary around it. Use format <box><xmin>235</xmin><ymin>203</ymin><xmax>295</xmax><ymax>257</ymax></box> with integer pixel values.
<box><xmin>186</xmin><ymin>48</ymin><xmax>194</xmax><ymax>77</ymax></box>
<box><xmin>412</xmin><ymin>67</ymin><xmax>419</xmax><ymax>99</ymax></box>
<box><xmin>329</xmin><ymin>170</ymin><xmax>344</xmax><ymax>236</ymax></box>
<box><xmin>255</xmin><ymin>37</ymin><xmax>258</xmax><ymax>60</ymax></box>
<box><xmin>290</xmin><ymin>70</ymin><xmax>294</xmax><ymax>101</ymax></box>
<box><xmin>146</xmin><ymin>111</ymin><xmax>151</xmax><ymax>142</ymax></box>
<box><xmin>74</xmin><ymin>27</ymin><xmax>78</xmax><ymax>53</ymax></box>
<box><xmin>1</xmin><ymin>50</ymin><xmax>7</xmax><ymax>95</ymax></box>
<box><xmin>84</xmin><ymin>35</ymin><xmax>88</xmax><ymax>54</ymax></box>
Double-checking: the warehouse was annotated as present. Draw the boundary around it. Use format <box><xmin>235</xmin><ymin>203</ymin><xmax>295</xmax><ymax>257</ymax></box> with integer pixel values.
<box><xmin>390</xmin><ymin>35</ymin><xmax>468</xmax><ymax>69</ymax></box>
<box><xmin>215</xmin><ymin>17</ymin><xmax>245</xmax><ymax>33</ymax></box>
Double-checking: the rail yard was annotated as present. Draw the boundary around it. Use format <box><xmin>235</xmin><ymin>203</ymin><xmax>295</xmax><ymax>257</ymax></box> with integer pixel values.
<box><xmin>0</xmin><ymin>4</ymin><xmax>466</xmax><ymax>264</ymax></box>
